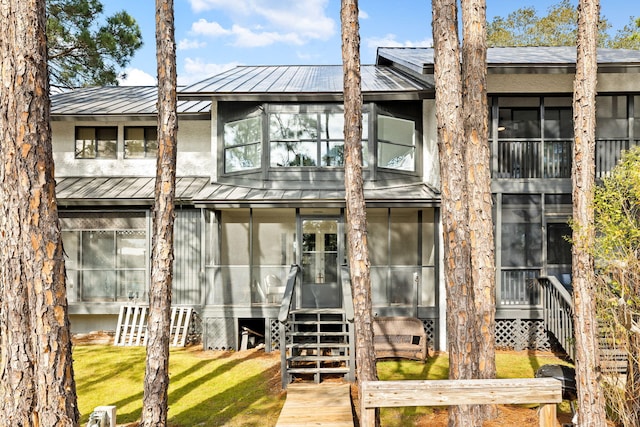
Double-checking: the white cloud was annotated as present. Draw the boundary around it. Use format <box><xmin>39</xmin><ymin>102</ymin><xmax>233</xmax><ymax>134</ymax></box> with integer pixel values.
<box><xmin>359</xmin><ymin>10</ymin><xmax>369</xmax><ymax>20</ymax></box>
<box><xmin>177</xmin><ymin>38</ymin><xmax>207</xmax><ymax>50</ymax></box>
<box><xmin>187</xmin><ymin>0</ymin><xmax>335</xmax><ymax>47</ymax></box>
<box><xmin>178</xmin><ymin>57</ymin><xmax>241</xmax><ymax>85</ymax></box>
<box><xmin>191</xmin><ymin>19</ymin><xmax>230</xmax><ymax>37</ymax></box>
<box><xmin>118</xmin><ymin>68</ymin><xmax>157</xmax><ymax>86</ymax></box>
<box><xmin>365</xmin><ymin>34</ymin><xmax>433</xmax><ymax>50</ymax></box>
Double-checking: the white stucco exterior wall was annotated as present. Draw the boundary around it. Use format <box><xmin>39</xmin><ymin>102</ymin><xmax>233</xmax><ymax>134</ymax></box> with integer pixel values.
<box><xmin>51</xmin><ymin>118</ymin><xmax>212</xmax><ymax>177</ymax></box>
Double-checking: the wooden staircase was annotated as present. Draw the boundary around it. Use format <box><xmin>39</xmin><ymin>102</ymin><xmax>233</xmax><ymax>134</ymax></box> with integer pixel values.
<box><xmin>281</xmin><ymin>309</ymin><xmax>354</xmax><ymax>386</ymax></box>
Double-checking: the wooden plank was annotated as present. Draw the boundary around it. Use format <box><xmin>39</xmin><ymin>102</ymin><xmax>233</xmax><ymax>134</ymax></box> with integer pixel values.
<box><xmin>179</xmin><ymin>307</ymin><xmax>192</xmax><ymax>346</ymax></box>
<box><xmin>276</xmin><ymin>383</ymin><xmax>353</xmax><ymax>427</ymax></box>
<box><xmin>360</xmin><ymin>378</ymin><xmax>562</xmax><ymax>427</ymax></box>
<box><xmin>114</xmin><ymin>305</ymin><xmax>126</xmax><ymax>345</ymax></box>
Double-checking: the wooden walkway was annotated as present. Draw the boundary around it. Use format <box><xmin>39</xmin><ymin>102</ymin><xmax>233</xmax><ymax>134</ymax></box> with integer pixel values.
<box><xmin>276</xmin><ymin>383</ymin><xmax>354</xmax><ymax>427</ymax></box>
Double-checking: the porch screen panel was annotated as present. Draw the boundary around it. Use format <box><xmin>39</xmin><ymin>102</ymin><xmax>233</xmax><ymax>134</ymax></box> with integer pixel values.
<box><xmin>500</xmin><ymin>195</ymin><xmax>542</xmax><ymax>305</ymax></box>
<box><xmin>173</xmin><ymin>210</ymin><xmax>202</xmax><ymax>305</ymax></box>
<box><xmin>251</xmin><ymin>209</ymin><xmax>295</xmax><ymax>304</ymax></box>
<box><xmin>635</xmin><ymin>96</ymin><xmax>640</xmax><ymax>138</ymax></box>
<box><xmin>367</xmin><ymin>209</ymin><xmax>389</xmax><ymax>305</ymax></box>
<box><xmin>60</xmin><ymin>212</ymin><xmax>147</xmax><ymax>302</ymax></box>
<box><xmin>421</xmin><ymin>209</ymin><xmax>436</xmax><ymax>307</ymax></box>
<box><xmin>389</xmin><ymin>209</ymin><xmax>419</xmax><ymax>305</ymax></box>
<box><xmin>81</xmin><ymin>231</ymin><xmax>116</xmax><ymax>300</ymax></box>
<box><xmin>217</xmin><ymin>210</ymin><xmax>251</xmax><ymax>305</ymax></box>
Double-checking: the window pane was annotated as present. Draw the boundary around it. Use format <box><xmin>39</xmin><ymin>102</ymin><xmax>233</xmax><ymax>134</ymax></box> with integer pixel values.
<box><xmin>377</xmin><ymin>116</ymin><xmax>415</xmax><ymax>171</ymax></box>
<box><xmin>270</xmin><ymin>141</ymin><xmax>317</xmax><ymax>166</ymax></box>
<box><xmin>82</xmin><ymin>270</ymin><xmax>116</xmax><ymax>300</ymax></box>
<box><xmin>96</xmin><ymin>127</ymin><xmax>117</xmax><ymax>158</ymax></box>
<box><xmin>269</xmin><ymin>113</ymin><xmax>318</xmax><ymax>140</ymax></box>
<box><xmin>320</xmin><ymin>113</ymin><xmax>344</xmax><ymax>140</ymax></box>
<box><xmin>225</xmin><ymin>117</ymin><xmax>261</xmax><ymax>147</ymax></box>
<box><xmin>378</xmin><ymin>116</ymin><xmax>414</xmax><ymax>147</ymax></box>
<box><xmin>124</xmin><ymin>127</ymin><xmax>145</xmax><ymax>158</ymax></box>
<box><xmin>597</xmin><ymin>95</ymin><xmax>628</xmax><ymax>138</ymax></box>
<box><xmin>225</xmin><ymin>143</ymin><xmax>261</xmax><ymax>172</ymax></box>
<box><xmin>75</xmin><ymin>127</ymin><xmax>96</xmax><ymax>158</ymax></box>
<box><xmin>378</xmin><ymin>142</ymin><xmax>415</xmax><ymax>171</ymax></box>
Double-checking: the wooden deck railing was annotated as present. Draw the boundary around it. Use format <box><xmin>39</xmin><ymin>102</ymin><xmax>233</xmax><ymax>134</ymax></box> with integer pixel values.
<box><xmin>539</xmin><ymin>276</ymin><xmax>574</xmax><ymax>361</ymax></box>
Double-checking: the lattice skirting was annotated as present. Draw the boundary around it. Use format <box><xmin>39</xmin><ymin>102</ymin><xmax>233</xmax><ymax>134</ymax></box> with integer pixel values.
<box><xmin>495</xmin><ymin>319</ymin><xmax>551</xmax><ymax>351</ymax></box>
<box><xmin>203</xmin><ymin>317</ymin><xmax>236</xmax><ymax>351</ymax></box>
<box><xmin>269</xmin><ymin>318</ymin><xmax>291</xmax><ymax>352</ymax></box>
<box><xmin>205</xmin><ymin>317</ymin><xmax>550</xmax><ymax>352</ymax></box>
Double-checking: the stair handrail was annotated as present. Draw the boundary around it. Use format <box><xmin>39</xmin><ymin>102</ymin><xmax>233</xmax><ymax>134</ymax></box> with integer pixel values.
<box><xmin>278</xmin><ymin>264</ymin><xmax>301</xmax><ymax>324</ymax></box>
<box><xmin>340</xmin><ymin>265</ymin><xmax>355</xmax><ymax>322</ymax></box>
<box><xmin>538</xmin><ymin>275</ymin><xmax>575</xmax><ymax>361</ymax></box>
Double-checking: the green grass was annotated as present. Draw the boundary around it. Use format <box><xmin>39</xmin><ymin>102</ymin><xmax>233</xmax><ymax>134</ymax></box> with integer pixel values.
<box><xmin>73</xmin><ymin>345</ymin><xmax>284</xmax><ymax>426</ymax></box>
<box><xmin>73</xmin><ymin>346</ymin><xmax>571</xmax><ymax>426</ymax></box>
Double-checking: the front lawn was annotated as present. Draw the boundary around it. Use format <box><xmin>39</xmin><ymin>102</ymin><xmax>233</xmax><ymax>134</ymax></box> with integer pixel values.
<box><xmin>73</xmin><ymin>345</ymin><xmax>571</xmax><ymax>426</ymax></box>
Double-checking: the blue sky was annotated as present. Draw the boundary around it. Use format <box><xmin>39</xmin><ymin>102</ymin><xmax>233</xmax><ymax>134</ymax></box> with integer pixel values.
<box><xmin>103</xmin><ymin>0</ymin><xmax>638</xmax><ymax>86</ymax></box>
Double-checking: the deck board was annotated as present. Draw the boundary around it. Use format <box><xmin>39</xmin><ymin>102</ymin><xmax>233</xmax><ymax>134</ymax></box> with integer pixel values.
<box><xmin>276</xmin><ymin>383</ymin><xmax>353</xmax><ymax>427</ymax></box>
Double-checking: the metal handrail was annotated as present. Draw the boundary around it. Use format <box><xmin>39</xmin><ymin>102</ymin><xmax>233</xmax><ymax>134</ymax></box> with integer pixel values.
<box><xmin>277</xmin><ymin>264</ymin><xmax>301</xmax><ymax>324</ymax></box>
<box><xmin>539</xmin><ymin>275</ymin><xmax>575</xmax><ymax>361</ymax></box>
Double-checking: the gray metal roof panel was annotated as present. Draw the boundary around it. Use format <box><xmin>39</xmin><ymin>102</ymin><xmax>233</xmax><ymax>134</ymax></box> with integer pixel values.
<box><xmin>180</xmin><ymin>65</ymin><xmax>431</xmax><ymax>96</ymax></box>
<box><xmin>55</xmin><ymin>177</ymin><xmax>210</xmax><ymax>204</ymax></box>
<box><xmin>377</xmin><ymin>46</ymin><xmax>640</xmax><ymax>73</ymax></box>
<box><xmin>51</xmin><ymin>86</ymin><xmax>211</xmax><ymax>116</ymax></box>
<box><xmin>191</xmin><ymin>182</ymin><xmax>439</xmax><ymax>205</ymax></box>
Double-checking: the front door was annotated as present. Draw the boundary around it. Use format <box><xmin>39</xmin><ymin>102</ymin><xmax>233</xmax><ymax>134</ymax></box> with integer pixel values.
<box><xmin>299</xmin><ymin>217</ymin><xmax>342</xmax><ymax>308</ymax></box>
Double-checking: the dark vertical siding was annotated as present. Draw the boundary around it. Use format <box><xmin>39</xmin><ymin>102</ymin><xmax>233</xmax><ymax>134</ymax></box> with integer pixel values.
<box><xmin>172</xmin><ymin>209</ymin><xmax>202</xmax><ymax>304</ymax></box>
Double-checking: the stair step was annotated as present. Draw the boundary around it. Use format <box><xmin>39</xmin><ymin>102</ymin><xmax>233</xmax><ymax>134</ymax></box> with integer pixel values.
<box><xmin>291</xmin><ymin>320</ymin><xmax>346</xmax><ymax>325</ymax></box>
<box><xmin>290</xmin><ymin>332</ymin><xmax>349</xmax><ymax>337</ymax></box>
<box><xmin>289</xmin><ymin>355</ymin><xmax>350</xmax><ymax>362</ymax></box>
<box><xmin>288</xmin><ymin>343</ymin><xmax>350</xmax><ymax>349</ymax></box>
<box><xmin>287</xmin><ymin>367</ymin><xmax>350</xmax><ymax>374</ymax></box>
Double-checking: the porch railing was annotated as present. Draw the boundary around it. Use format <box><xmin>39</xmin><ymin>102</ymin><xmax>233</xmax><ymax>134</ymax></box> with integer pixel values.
<box><xmin>539</xmin><ymin>276</ymin><xmax>574</xmax><ymax>361</ymax></box>
<box><xmin>500</xmin><ymin>269</ymin><xmax>540</xmax><ymax>305</ymax></box>
<box><xmin>277</xmin><ymin>264</ymin><xmax>301</xmax><ymax>323</ymax></box>
<box><xmin>495</xmin><ymin>138</ymin><xmax>639</xmax><ymax>179</ymax></box>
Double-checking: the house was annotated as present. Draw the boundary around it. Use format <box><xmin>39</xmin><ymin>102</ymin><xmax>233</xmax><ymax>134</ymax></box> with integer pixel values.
<box><xmin>52</xmin><ymin>47</ymin><xmax>640</xmax><ymax>371</ymax></box>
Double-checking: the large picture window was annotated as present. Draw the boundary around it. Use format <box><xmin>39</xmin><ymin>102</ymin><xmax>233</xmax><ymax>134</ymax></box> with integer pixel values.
<box><xmin>75</xmin><ymin>126</ymin><xmax>117</xmax><ymax>159</ymax></box>
<box><xmin>269</xmin><ymin>110</ymin><xmax>368</xmax><ymax>168</ymax></box>
<box><xmin>61</xmin><ymin>212</ymin><xmax>147</xmax><ymax>302</ymax></box>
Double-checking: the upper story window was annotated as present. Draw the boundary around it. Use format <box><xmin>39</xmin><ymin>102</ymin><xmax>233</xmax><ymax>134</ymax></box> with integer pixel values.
<box><xmin>377</xmin><ymin>115</ymin><xmax>415</xmax><ymax>171</ymax></box>
<box><xmin>124</xmin><ymin>126</ymin><xmax>158</xmax><ymax>158</ymax></box>
<box><xmin>596</xmin><ymin>95</ymin><xmax>628</xmax><ymax>139</ymax></box>
<box><xmin>224</xmin><ymin>117</ymin><xmax>262</xmax><ymax>173</ymax></box>
<box><xmin>75</xmin><ymin>126</ymin><xmax>117</xmax><ymax>159</ymax></box>
<box><xmin>269</xmin><ymin>111</ymin><xmax>368</xmax><ymax>168</ymax></box>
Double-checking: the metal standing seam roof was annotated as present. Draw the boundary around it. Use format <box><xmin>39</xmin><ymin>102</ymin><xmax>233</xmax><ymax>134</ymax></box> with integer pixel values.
<box><xmin>377</xmin><ymin>46</ymin><xmax>640</xmax><ymax>75</ymax></box>
<box><xmin>55</xmin><ymin>176</ymin><xmax>211</xmax><ymax>205</ymax></box>
<box><xmin>179</xmin><ymin>64</ymin><xmax>432</xmax><ymax>99</ymax></box>
<box><xmin>192</xmin><ymin>182</ymin><xmax>440</xmax><ymax>206</ymax></box>
<box><xmin>50</xmin><ymin>86</ymin><xmax>211</xmax><ymax>116</ymax></box>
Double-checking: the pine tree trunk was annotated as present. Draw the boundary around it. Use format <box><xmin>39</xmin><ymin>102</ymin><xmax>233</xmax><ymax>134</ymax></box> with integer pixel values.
<box><xmin>0</xmin><ymin>1</ymin><xmax>78</xmax><ymax>425</ymax></box>
<box><xmin>461</xmin><ymin>0</ymin><xmax>497</xmax><ymax>421</ymax></box>
<box><xmin>432</xmin><ymin>1</ymin><xmax>479</xmax><ymax>425</ymax></box>
<box><xmin>341</xmin><ymin>1</ymin><xmax>378</xmax><ymax>425</ymax></box>
<box><xmin>572</xmin><ymin>0</ymin><xmax>608</xmax><ymax>425</ymax></box>
<box><xmin>141</xmin><ymin>1</ymin><xmax>178</xmax><ymax>425</ymax></box>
